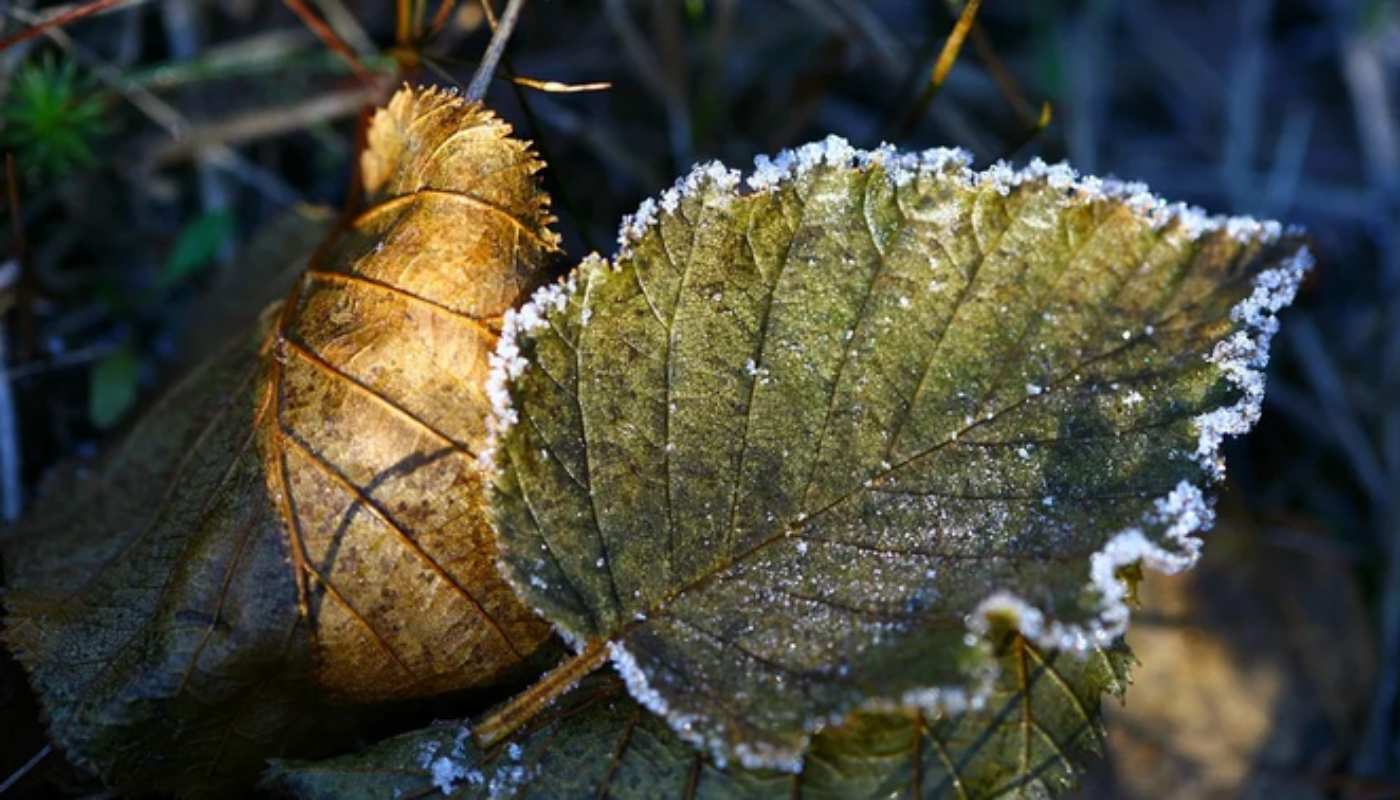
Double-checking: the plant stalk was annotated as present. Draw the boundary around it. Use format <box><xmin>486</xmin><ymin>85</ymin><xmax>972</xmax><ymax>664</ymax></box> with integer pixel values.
<box><xmin>466</xmin><ymin>0</ymin><xmax>526</xmax><ymax>102</ymax></box>
<box><xmin>475</xmin><ymin>638</ymin><xmax>609</xmax><ymax>749</ymax></box>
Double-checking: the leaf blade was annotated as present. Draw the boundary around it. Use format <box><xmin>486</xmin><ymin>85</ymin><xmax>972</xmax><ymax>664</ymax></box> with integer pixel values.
<box><xmin>488</xmin><ymin>143</ymin><xmax>1309</xmax><ymax>768</ymax></box>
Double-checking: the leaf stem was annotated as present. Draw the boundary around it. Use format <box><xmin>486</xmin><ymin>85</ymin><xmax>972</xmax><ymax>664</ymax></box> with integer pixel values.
<box><xmin>0</xmin><ymin>744</ymin><xmax>51</xmax><ymax>794</ymax></box>
<box><xmin>466</xmin><ymin>0</ymin><xmax>526</xmax><ymax>102</ymax></box>
<box><xmin>280</xmin><ymin>0</ymin><xmax>370</xmax><ymax>82</ymax></box>
<box><xmin>897</xmin><ymin>0</ymin><xmax>982</xmax><ymax>138</ymax></box>
<box><xmin>0</xmin><ymin>0</ymin><xmax>128</xmax><ymax>53</ymax></box>
<box><xmin>475</xmin><ymin>638</ymin><xmax>609</xmax><ymax>748</ymax></box>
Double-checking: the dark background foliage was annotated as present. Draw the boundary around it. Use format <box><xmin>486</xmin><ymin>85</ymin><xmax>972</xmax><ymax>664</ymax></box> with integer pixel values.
<box><xmin>0</xmin><ymin>0</ymin><xmax>1395</xmax><ymax>796</ymax></box>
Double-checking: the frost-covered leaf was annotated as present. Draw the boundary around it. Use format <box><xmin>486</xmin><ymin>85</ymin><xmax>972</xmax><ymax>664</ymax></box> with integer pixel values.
<box><xmin>487</xmin><ymin>140</ymin><xmax>1310</xmax><ymax>770</ymax></box>
<box><xmin>265</xmin><ymin>635</ymin><xmax>1130</xmax><ymax>799</ymax></box>
<box><xmin>1</xmin><ymin>86</ymin><xmax>557</xmax><ymax>795</ymax></box>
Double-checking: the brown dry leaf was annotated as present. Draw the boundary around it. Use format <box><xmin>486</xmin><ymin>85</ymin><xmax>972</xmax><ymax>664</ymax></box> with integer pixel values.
<box><xmin>268</xmin><ymin>86</ymin><xmax>559</xmax><ymax>699</ymax></box>
<box><xmin>1</xmin><ymin>86</ymin><xmax>558</xmax><ymax>795</ymax></box>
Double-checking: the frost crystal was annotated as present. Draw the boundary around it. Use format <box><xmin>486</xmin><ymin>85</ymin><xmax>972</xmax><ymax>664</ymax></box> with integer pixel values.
<box><xmin>619</xmin><ymin>161</ymin><xmax>740</xmax><ymax>259</ymax></box>
<box><xmin>429</xmin><ymin>755</ymin><xmax>469</xmax><ymax>796</ymax></box>
<box><xmin>608</xmin><ymin>640</ymin><xmax>809</xmax><ymax>771</ymax></box>
<box><xmin>481</xmin><ymin>271</ymin><xmax>580</xmax><ymax>471</ymax></box>
<box><xmin>1193</xmin><ymin>247</ymin><xmax>1311</xmax><ymax>479</ymax></box>
<box><xmin>415</xmin><ymin>726</ymin><xmax>479</xmax><ymax>797</ymax></box>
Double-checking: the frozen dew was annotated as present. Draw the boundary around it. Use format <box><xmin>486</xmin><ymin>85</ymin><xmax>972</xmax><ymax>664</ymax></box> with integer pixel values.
<box><xmin>607</xmin><ymin>641</ymin><xmax>724</xmax><ymax>765</ymax></box>
<box><xmin>618</xmin><ymin>160</ymin><xmax>740</xmax><ymax>258</ymax></box>
<box><xmin>1193</xmin><ymin>247</ymin><xmax>1311</xmax><ymax>479</ymax></box>
<box><xmin>481</xmin><ymin>271</ymin><xmax>579</xmax><ymax>471</ymax></box>
<box><xmin>429</xmin><ymin>755</ymin><xmax>469</xmax><ymax>796</ymax></box>
<box><xmin>415</xmin><ymin>725</ymin><xmax>482</xmax><ymax>797</ymax></box>
<box><xmin>976</xmin><ymin>160</ymin><xmax>1016</xmax><ymax>195</ymax></box>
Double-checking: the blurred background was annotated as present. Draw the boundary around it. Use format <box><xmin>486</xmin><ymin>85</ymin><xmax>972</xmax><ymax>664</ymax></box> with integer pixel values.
<box><xmin>0</xmin><ymin>0</ymin><xmax>1395</xmax><ymax>796</ymax></box>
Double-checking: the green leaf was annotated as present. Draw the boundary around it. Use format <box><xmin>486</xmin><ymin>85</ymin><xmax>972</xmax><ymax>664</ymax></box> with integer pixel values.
<box><xmin>88</xmin><ymin>344</ymin><xmax>139</xmax><ymax>428</ymax></box>
<box><xmin>486</xmin><ymin>141</ymin><xmax>1309</xmax><ymax>769</ymax></box>
<box><xmin>160</xmin><ymin>211</ymin><xmax>235</xmax><ymax>290</ymax></box>
<box><xmin>264</xmin><ymin>636</ymin><xmax>1131</xmax><ymax>799</ymax></box>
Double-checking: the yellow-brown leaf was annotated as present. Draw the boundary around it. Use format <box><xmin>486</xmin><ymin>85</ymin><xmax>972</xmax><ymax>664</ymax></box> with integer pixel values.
<box><xmin>267</xmin><ymin>86</ymin><xmax>559</xmax><ymax>699</ymax></box>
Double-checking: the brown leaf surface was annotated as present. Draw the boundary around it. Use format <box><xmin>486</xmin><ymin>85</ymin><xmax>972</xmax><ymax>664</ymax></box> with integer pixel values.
<box><xmin>1</xmin><ymin>86</ymin><xmax>558</xmax><ymax>794</ymax></box>
<box><xmin>269</xmin><ymin>86</ymin><xmax>559</xmax><ymax>699</ymax></box>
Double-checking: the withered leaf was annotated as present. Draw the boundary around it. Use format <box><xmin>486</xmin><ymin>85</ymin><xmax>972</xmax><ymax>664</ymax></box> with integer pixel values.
<box><xmin>2</xmin><ymin>86</ymin><xmax>557</xmax><ymax>795</ymax></box>
<box><xmin>265</xmin><ymin>635</ymin><xmax>1131</xmax><ymax>799</ymax></box>
<box><xmin>485</xmin><ymin>141</ymin><xmax>1310</xmax><ymax>770</ymax></box>
<box><xmin>269</xmin><ymin>85</ymin><xmax>558</xmax><ymax>700</ymax></box>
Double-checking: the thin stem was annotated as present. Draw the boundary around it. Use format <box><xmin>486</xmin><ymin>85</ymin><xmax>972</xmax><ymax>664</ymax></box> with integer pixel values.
<box><xmin>1001</xmin><ymin>100</ymin><xmax>1055</xmax><ymax>159</ymax></box>
<box><xmin>2</xmin><ymin>154</ymin><xmax>25</xmax><ymax>524</ymax></box>
<box><xmin>0</xmin><ymin>0</ymin><xmax>127</xmax><ymax>53</ymax></box>
<box><xmin>466</xmin><ymin>0</ymin><xmax>525</xmax><ymax>102</ymax></box>
<box><xmin>0</xmin><ymin>744</ymin><xmax>52</xmax><ymax>794</ymax></box>
<box><xmin>897</xmin><ymin>0</ymin><xmax>983</xmax><ymax>138</ymax></box>
<box><xmin>427</xmin><ymin>0</ymin><xmax>458</xmax><ymax>39</ymax></box>
<box><xmin>475</xmin><ymin>638</ymin><xmax>609</xmax><ymax>749</ymax></box>
<box><xmin>280</xmin><ymin>0</ymin><xmax>369</xmax><ymax>81</ymax></box>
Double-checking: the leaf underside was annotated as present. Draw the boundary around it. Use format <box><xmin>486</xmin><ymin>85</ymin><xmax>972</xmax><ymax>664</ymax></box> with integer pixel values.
<box><xmin>490</xmin><ymin>148</ymin><xmax>1306</xmax><ymax>768</ymax></box>
<box><xmin>266</xmin><ymin>635</ymin><xmax>1131</xmax><ymax>799</ymax></box>
<box><xmin>1</xmin><ymin>87</ymin><xmax>558</xmax><ymax>795</ymax></box>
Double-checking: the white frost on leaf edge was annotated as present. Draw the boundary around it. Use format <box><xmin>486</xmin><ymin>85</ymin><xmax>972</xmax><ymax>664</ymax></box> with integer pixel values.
<box><xmin>480</xmin><ymin>271</ymin><xmax>579</xmax><ymax>473</ymax></box>
<box><xmin>483</xmin><ymin>136</ymin><xmax>1312</xmax><ymax>773</ymax></box>
<box><xmin>617</xmin><ymin>161</ymin><xmax>742</xmax><ymax>258</ymax></box>
<box><xmin>1191</xmin><ymin>246</ymin><xmax>1312</xmax><ymax>479</ymax></box>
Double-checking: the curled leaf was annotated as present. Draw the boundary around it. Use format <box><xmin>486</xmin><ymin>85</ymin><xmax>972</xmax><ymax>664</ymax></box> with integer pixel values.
<box><xmin>265</xmin><ymin>635</ymin><xmax>1131</xmax><ymax>799</ymax></box>
<box><xmin>486</xmin><ymin>140</ymin><xmax>1309</xmax><ymax>770</ymax></box>
<box><xmin>268</xmin><ymin>85</ymin><xmax>558</xmax><ymax>700</ymax></box>
<box><xmin>2</xmin><ymin>86</ymin><xmax>557</xmax><ymax>794</ymax></box>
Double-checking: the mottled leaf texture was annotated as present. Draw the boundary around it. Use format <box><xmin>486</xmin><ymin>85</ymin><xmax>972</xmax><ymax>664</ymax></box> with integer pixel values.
<box><xmin>266</xmin><ymin>636</ymin><xmax>1130</xmax><ymax>799</ymax></box>
<box><xmin>269</xmin><ymin>86</ymin><xmax>557</xmax><ymax>700</ymax></box>
<box><xmin>488</xmin><ymin>140</ymin><xmax>1310</xmax><ymax>771</ymax></box>
<box><xmin>1</xmin><ymin>87</ymin><xmax>556</xmax><ymax>795</ymax></box>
